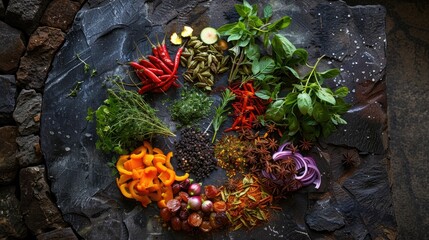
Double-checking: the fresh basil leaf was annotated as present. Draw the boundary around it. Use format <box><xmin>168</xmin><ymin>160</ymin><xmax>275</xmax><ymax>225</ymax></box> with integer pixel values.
<box><xmin>272</xmin><ymin>34</ymin><xmax>296</xmax><ymax>60</ymax></box>
<box><xmin>248</xmin><ymin>15</ymin><xmax>264</xmax><ymax>28</ymax></box>
<box><xmin>332</xmin><ymin>98</ymin><xmax>350</xmax><ymax>114</ymax></box>
<box><xmin>229</xmin><ymin>45</ymin><xmax>241</xmax><ymax>56</ymax></box>
<box><xmin>319</xmin><ymin>68</ymin><xmax>340</xmax><ymax>79</ymax></box>
<box><xmin>284</xmin><ymin>92</ymin><xmax>298</xmax><ymax>106</ymax></box>
<box><xmin>255</xmin><ymin>90</ymin><xmax>271</xmax><ymax>100</ymax></box>
<box><xmin>265</xmin><ymin>100</ymin><xmax>286</xmax><ymax>122</ymax></box>
<box><xmin>297</xmin><ymin>92</ymin><xmax>313</xmax><ymax>115</ymax></box>
<box><xmin>313</xmin><ymin>102</ymin><xmax>329</xmax><ymax>122</ymax></box>
<box><xmin>291</xmin><ymin>48</ymin><xmax>308</xmax><ymax>65</ymax></box>
<box><xmin>285</xmin><ymin>66</ymin><xmax>301</xmax><ymax>79</ymax></box>
<box><xmin>292</xmin><ymin>84</ymin><xmax>304</xmax><ymax>91</ymax></box>
<box><xmin>245</xmin><ymin>42</ymin><xmax>260</xmax><ymax>61</ymax></box>
<box><xmin>334</xmin><ymin>86</ymin><xmax>349</xmax><ymax>97</ymax></box>
<box><xmin>235</xmin><ymin>3</ymin><xmax>251</xmax><ymax>18</ymax></box>
<box><xmin>287</xmin><ymin>114</ymin><xmax>300</xmax><ymax>136</ymax></box>
<box><xmin>227</xmin><ymin>33</ymin><xmax>242</xmax><ymax>42</ymax></box>
<box><xmin>252</xmin><ymin>59</ymin><xmax>260</xmax><ymax>75</ymax></box>
<box><xmin>263</xmin><ymin>4</ymin><xmax>273</xmax><ymax>19</ymax></box>
<box><xmin>237</xmin><ymin>36</ymin><xmax>251</xmax><ymax>47</ymax></box>
<box><xmin>332</xmin><ymin>114</ymin><xmax>347</xmax><ymax>125</ymax></box>
<box><xmin>258</xmin><ymin>56</ymin><xmax>275</xmax><ymax>74</ymax></box>
<box><xmin>316</xmin><ymin>88</ymin><xmax>336</xmax><ymax>105</ymax></box>
<box><xmin>268</xmin><ymin>16</ymin><xmax>291</xmax><ymax>31</ymax></box>
<box><xmin>217</xmin><ymin>23</ymin><xmax>237</xmax><ymax>35</ymax></box>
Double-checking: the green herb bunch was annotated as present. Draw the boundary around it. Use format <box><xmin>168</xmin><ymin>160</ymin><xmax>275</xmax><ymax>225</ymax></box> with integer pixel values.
<box><xmin>87</xmin><ymin>78</ymin><xmax>174</xmax><ymax>154</ymax></box>
<box><xmin>264</xmin><ymin>56</ymin><xmax>350</xmax><ymax>141</ymax></box>
<box><xmin>170</xmin><ymin>87</ymin><xmax>213</xmax><ymax>127</ymax></box>
<box><xmin>211</xmin><ymin>89</ymin><xmax>235</xmax><ymax>142</ymax></box>
<box><xmin>218</xmin><ymin>0</ymin><xmax>350</xmax><ymax>141</ymax></box>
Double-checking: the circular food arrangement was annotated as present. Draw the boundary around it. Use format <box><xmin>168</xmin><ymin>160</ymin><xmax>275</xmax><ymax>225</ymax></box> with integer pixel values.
<box><xmin>41</xmin><ymin>0</ymin><xmax>391</xmax><ymax>239</ymax></box>
<box><xmin>86</xmin><ymin>2</ymin><xmax>346</xmax><ymax>233</ymax></box>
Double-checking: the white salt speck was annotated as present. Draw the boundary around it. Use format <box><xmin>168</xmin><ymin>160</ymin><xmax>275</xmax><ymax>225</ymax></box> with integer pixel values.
<box><xmin>347</xmin><ymin>14</ymin><xmax>351</xmax><ymax>17</ymax></box>
<box><xmin>335</xmin><ymin>16</ymin><xmax>338</xmax><ymax>18</ymax></box>
<box><xmin>340</xmin><ymin>68</ymin><xmax>344</xmax><ymax>71</ymax></box>
<box><xmin>366</xmin><ymin>136</ymin><xmax>370</xmax><ymax>139</ymax></box>
<box><xmin>318</xmin><ymin>13</ymin><xmax>321</xmax><ymax>16</ymax></box>
<box><xmin>57</xmin><ymin>131</ymin><xmax>62</xmax><ymax>135</ymax></box>
<box><xmin>362</xmin><ymin>71</ymin><xmax>366</xmax><ymax>74</ymax></box>
<box><xmin>352</xmin><ymin>89</ymin><xmax>356</xmax><ymax>93</ymax></box>
<box><xmin>65</xmin><ymin>147</ymin><xmax>71</xmax><ymax>151</ymax></box>
<box><xmin>354</xmin><ymin>40</ymin><xmax>358</xmax><ymax>44</ymax></box>
<box><xmin>49</xmin><ymin>131</ymin><xmax>54</xmax><ymax>135</ymax></box>
<box><xmin>327</xmin><ymin>61</ymin><xmax>332</xmax><ymax>64</ymax></box>
<box><xmin>85</xmin><ymin>133</ymin><xmax>92</xmax><ymax>137</ymax></box>
<box><xmin>344</xmin><ymin>129</ymin><xmax>347</xmax><ymax>132</ymax></box>
<box><xmin>66</xmin><ymin>135</ymin><xmax>70</xmax><ymax>139</ymax></box>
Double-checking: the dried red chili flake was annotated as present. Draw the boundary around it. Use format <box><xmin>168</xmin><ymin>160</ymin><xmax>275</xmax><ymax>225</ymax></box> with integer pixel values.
<box><xmin>225</xmin><ymin>81</ymin><xmax>269</xmax><ymax>132</ymax></box>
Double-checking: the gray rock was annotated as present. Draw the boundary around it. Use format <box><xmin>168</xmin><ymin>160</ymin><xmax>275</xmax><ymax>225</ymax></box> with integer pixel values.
<box><xmin>0</xmin><ymin>21</ymin><xmax>26</xmax><ymax>73</ymax></box>
<box><xmin>305</xmin><ymin>197</ymin><xmax>346</xmax><ymax>232</ymax></box>
<box><xmin>13</xmin><ymin>89</ymin><xmax>42</xmax><ymax>135</ymax></box>
<box><xmin>0</xmin><ymin>126</ymin><xmax>19</xmax><ymax>185</ymax></box>
<box><xmin>16</xmin><ymin>26</ymin><xmax>65</xmax><ymax>91</ymax></box>
<box><xmin>4</xmin><ymin>0</ymin><xmax>50</xmax><ymax>34</ymax></box>
<box><xmin>0</xmin><ymin>1</ymin><xmax>5</xmax><ymax>19</ymax></box>
<box><xmin>40</xmin><ymin>0</ymin><xmax>82</xmax><ymax>32</ymax></box>
<box><xmin>36</xmin><ymin>227</ymin><xmax>78</xmax><ymax>240</ymax></box>
<box><xmin>0</xmin><ymin>186</ymin><xmax>29</xmax><ymax>239</ymax></box>
<box><xmin>16</xmin><ymin>134</ymin><xmax>42</xmax><ymax>167</ymax></box>
<box><xmin>343</xmin><ymin>154</ymin><xmax>396</xmax><ymax>238</ymax></box>
<box><xmin>0</xmin><ymin>75</ymin><xmax>17</xmax><ymax>126</ymax></box>
<box><xmin>20</xmin><ymin>166</ymin><xmax>67</xmax><ymax>235</ymax></box>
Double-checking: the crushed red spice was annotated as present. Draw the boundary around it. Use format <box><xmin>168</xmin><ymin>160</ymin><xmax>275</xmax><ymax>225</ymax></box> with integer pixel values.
<box><xmin>225</xmin><ymin>81</ymin><xmax>269</xmax><ymax>132</ymax></box>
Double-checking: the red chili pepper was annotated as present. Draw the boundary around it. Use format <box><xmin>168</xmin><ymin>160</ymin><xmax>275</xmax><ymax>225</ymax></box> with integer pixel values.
<box><xmin>147</xmin><ymin>56</ymin><xmax>172</xmax><ymax>74</ymax></box>
<box><xmin>138</xmin><ymin>58</ymin><xmax>157</xmax><ymax>69</ymax></box>
<box><xmin>146</xmin><ymin>68</ymin><xmax>164</xmax><ymax>76</ymax></box>
<box><xmin>146</xmin><ymin>36</ymin><xmax>159</xmax><ymax>58</ymax></box>
<box><xmin>156</xmin><ymin>36</ymin><xmax>174</xmax><ymax>69</ymax></box>
<box><xmin>129</xmin><ymin>62</ymin><xmax>162</xmax><ymax>83</ymax></box>
<box><xmin>163</xmin><ymin>41</ymin><xmax>186</xmax><ymax>84</ymax></box>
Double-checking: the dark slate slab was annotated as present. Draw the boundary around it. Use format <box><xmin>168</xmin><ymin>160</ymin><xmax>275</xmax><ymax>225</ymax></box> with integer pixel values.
<box><xmin>41</xmin><ymin>0</ymin><xmax>392</xmax><ymax>239</ymax></box>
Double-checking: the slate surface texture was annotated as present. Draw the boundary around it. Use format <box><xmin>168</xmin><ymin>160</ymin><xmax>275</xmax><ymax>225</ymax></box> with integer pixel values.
<box><xmin>41</xmin><ymin>0</ymin><xmax>396</xmax><ymax>239</ymax></box>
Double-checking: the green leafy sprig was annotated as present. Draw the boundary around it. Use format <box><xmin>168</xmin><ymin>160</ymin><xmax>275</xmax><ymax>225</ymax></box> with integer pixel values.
<box><xmin>264</xmin><ymin>56</ymin><xmax>350</xmax><ymax>141</ymax></box>
<box><xmin>87</xmin><ymin>77</ymin><xmax>174</xmax><ymax>154</ymax></box>
<box><xmin>211</xmin><ymin>89</ymin><xmax>236</xmax><ymax>142</ymax></box>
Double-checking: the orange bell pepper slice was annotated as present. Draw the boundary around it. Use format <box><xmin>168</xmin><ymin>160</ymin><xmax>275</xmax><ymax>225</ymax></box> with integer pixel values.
<box><xmin>158</xmin><ymin>169</ymin><xmax>175</xmax><ymax>186</ymax></box>
<box><xmin>147</xmin><ymin>178</ymin><xmax>161</xmax><ymax>192</ymax></box>
<box><xmin>161</xmin><ymin>185</ymin><xmax>174</xmax><ymax>202</ymax></box>
<box><xmin>157</xmin><ymin>199</ymin><xmax>167</xmax><ymax>208</ymax></box>
<box><xmin>116</xmin><ymin>174</ymin><xmax>132</xmax><ymax>186</ymax></box>
<box><xmin>144</xmin><ymin>141</ymin><xmax>153</xmax><ymax>154</ymax></box>
<box><xmin>175</xmin><ymin>172</ymin><xmax>189</xmax><ymax>181</ymax></box>
<box><xmin>124</xmin><ymin>157</ymin><xmax>144</xmax><ymax>171</ymax></box>
<box><xmin>130</xmin><ymin>147</ymin><xmax>146</xmax><ymax>160</ymax></box>
<box><xmin>165</xmin><ymin>152</ymin><xmax>174</xmax><ymax>170</ymax></box>
<box><xmin>131</xmin><ymin>145</ymin><xmax>147</xmax><ymax>154</ymax></box>
<box><xmin>153</xmin><ymin>147</ymin><xmax>164</xmax><ymax>155</ymax></box>
<box><xmin>129</xmin><ymin>180</ymin><xmax>152</xmax><ymax>207</ymax></box>
<box><xmin>116</xmin><ymin>155</ymin><xmax>132</xmax><ymax>175</ymax></box>
<box><xmin>119</xmin><ymin>183</ymin><xmax>133</xmax><ymax>199</ymax></box>
<box><xmin>143</xmin><ymin>154</ymin><xmax>154</xmax><ymax>166</ymax></box>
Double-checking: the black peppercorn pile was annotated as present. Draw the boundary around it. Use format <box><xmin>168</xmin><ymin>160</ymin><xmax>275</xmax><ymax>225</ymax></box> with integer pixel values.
<box><xmin>175</xmin><ymin>127</ymin><xmax>217</xmax><ymax>182</ymax></box>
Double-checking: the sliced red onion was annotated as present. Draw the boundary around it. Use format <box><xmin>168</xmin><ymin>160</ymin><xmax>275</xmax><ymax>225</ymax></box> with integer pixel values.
<box><xmin>267</xmin><ymin>142</ymin><xmax>322</xmax><ymax>190</ymax></box>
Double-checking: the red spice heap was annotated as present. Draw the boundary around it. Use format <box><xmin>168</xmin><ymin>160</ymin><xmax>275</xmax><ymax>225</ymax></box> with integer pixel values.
<box><xmin>225</xmin><ymin>81</ymin><xmax>268</xmax><ymax>132</ymax></box>
<box><xmin>221</xmin><ymin>174</ymin><xmax>273</xmax><ymax>231</ymax></box>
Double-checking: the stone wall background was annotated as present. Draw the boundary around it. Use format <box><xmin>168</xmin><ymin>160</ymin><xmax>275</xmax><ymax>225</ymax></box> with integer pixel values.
<box><xmin>0</xmin><ymin>0</ymin><xmax>83</xmax><ymax>239</ymax></box>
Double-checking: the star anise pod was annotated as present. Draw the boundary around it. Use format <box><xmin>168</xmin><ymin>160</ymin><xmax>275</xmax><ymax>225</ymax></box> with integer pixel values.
<box><xmin>342</xmin><ymin>150</ymin><xmax>359</xmax><ymax>168</ymax></box>
<box><xmin>266</xmin><ymin>138</ymin><xmax>278</xmax><ymax>151</ymax></box>
<box><xmin>266</xmin><ymin>123</ymin><xmax>277</xmax><ymax>133</ymax></box>
<box><xmin>299</xmin><ymin>139</ymin><xmax>313</xmax><ymax>151</ymax></box>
